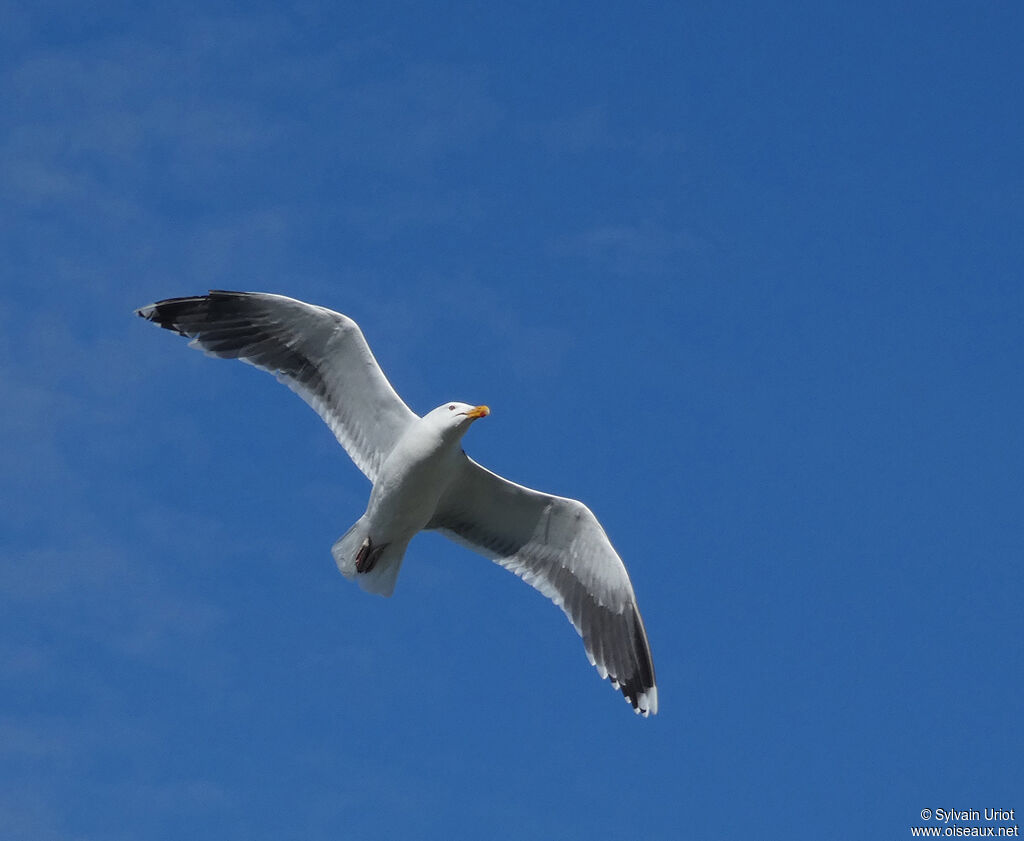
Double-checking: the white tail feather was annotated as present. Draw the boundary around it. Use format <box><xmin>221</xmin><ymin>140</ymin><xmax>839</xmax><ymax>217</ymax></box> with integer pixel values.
<box><xmin>331</xmin><ymin>518</ymin><xmax>407</xmax><ymax>598</ymax></box>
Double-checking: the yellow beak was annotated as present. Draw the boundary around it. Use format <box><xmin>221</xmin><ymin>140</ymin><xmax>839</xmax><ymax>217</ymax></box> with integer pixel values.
<box><xmin>464</xmin><ymin>405</ymin><xmax>490</xmax><ymax>420</ymax></box>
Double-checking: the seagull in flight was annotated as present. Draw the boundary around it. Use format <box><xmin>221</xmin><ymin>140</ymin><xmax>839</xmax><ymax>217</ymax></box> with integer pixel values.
<box><xmin>137</xmin><ymin>291</ymin><xmax>657</xmax><ymax>715</ymax></box>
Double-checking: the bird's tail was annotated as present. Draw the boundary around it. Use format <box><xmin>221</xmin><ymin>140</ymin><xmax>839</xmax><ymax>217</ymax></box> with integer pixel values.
<box><xmin>332</xmin><ymin>517</ymin><xmax>407</xmax><ymax>598</ymax></box>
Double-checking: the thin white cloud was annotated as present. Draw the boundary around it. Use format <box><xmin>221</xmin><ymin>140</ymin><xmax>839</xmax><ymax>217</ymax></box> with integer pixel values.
<box><xmin>520</xmin><ymin>104</ymin><xmax>615</xmax><ymax>152</ymax></box>
<box><xmin>520</xmin><ymin>102</ymin><xmax>689</xmax><ymax>160</ymax></box>
<box><xmin>324</xmin><ymin>63</ymin><xmax>504</xmax><ymax>169</ymax></box>
<box><xmin>0</xmin><ymin>787</ymin><xmax>69</xmax><ymax>841</ymax></box>
<box><xmin>553</xmin><ymin>223</ymin><xmax>703</xmax><ymax>275</ymax></box>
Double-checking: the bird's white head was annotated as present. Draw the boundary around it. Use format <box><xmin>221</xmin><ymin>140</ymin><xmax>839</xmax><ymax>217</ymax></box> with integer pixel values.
<box><xmin>425</xmin><ymin>401</ymin><xmax>490</xmax><ymax>440</ymax></box>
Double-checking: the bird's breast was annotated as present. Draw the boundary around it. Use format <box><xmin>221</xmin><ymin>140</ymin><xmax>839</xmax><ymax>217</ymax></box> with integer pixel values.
<box><xmin>365</xmin><ymin>426</ymin><xmax>462</xmax><ymax>537</ymax></box>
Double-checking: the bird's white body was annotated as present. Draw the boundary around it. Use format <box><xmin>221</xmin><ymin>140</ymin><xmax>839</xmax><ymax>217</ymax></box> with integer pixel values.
<box><xmin>369</xmin><ymin>405</ymin><xmax>469</xmax><ymax>535</ymax></box>
<box><xmin>334</xmin><ymin>404</ymin><xmax>483</xmax><ymax>596</ymax></box>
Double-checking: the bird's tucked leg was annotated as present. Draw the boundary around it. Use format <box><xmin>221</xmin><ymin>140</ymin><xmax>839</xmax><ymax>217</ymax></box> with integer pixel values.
<box><xmin>355</xmin><ymin>537</ymin><xmax>388</xmax><ymax>573</ymax></box>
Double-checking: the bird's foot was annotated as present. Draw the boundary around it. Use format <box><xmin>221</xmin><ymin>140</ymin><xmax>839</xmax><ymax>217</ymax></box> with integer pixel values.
<box><xmin>354</xmin><ymin>537</ymin><xmax>387</xmax><ymax>573</ymax></box>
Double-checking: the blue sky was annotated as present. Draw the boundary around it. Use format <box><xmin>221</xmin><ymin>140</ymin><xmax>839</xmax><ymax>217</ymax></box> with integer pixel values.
<box><xmin>2</xmin><ymin>1</ymin><xmax>1022</xmax><ymax>838</ymax></box>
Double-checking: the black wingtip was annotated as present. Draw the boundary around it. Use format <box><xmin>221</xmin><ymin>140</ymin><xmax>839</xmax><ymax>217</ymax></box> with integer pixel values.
<box><xmin>136</xmin><ymin>292</ymin><xmax>257</xmax><ymax>322</ymax></box>
<box><xmin>620</xmin><ymin>605</ymin><xmax>658</xmax><ymax>716</ymax></box>
<box><xmin>135</xmin><ymin>304</ymin><xmax>170</xmax><ymax>327</ymax></box>
<box><xmin>135</xmin><ymin>298</ymin><xmax>190</xmax><ymax>336</ymax></box>
<box><xmin>134</xmin><ymin>293</ymin><xmax>224</xmax><ymax>337</ymax></box>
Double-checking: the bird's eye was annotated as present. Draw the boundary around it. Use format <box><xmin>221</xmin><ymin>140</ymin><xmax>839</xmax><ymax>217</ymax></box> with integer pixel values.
<box><xmin>448</xmin><ymin>404</ymin><xmax>456</xmax><ymax>410</ymax></box>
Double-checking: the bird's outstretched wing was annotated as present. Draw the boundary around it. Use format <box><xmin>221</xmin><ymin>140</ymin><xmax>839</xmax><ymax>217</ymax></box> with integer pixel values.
<box><xmin>136</xmin><ymin>291</ymin><xmax>418</xmax><ymax>482</ymax></box>
<box><xmin>428</xmin><ymin>456</ymin><xmax>658</xmax><ymax>715</ymax></box>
